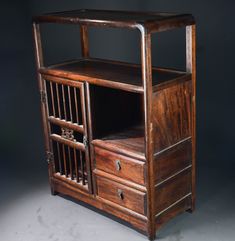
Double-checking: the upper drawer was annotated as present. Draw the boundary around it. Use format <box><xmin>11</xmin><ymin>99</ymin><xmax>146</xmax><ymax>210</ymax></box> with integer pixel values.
<box><xmin>94</xmin><ymin>146</ymin><xmax>145</xmax><ymax>185</ymax></box>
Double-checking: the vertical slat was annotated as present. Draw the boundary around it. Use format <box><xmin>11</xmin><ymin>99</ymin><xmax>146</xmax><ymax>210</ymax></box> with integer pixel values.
<box><xmin>80</xmin><ymin>25</ymin><xmax>89</xmax><ymax>58</ymax></box>
<box><xmin>80</xmin><ymin>151</ymin><xmax>85</xmax><ymax>185</ymax></box>
<box><xmin>55</xmin><ymin>83</ymin><xmax>61</xmax><ymax>119</ymax></box>
<box><xmin>57</xmin><ymin>142</ymin><xmax>62</xmax><ymax>174</ymax></box>
<box><xmin>74</xmin><ymin>87</ymin><xmax>80</xmax><ymax>124</ymax></box>
<box><xmin>49</xmin><ymin>82</ymin><xmax>56</xmax><ymax>116</ymax></box>
<box><xmin>67</xmin><ymin>86</ymin><xmax>73</xmax><ymax>122</ymax></box>
<box><xmin>186</xmin><ymin>24</ymin><xmax>196</xmax><ymax>211</ymax></box>
<box><xmin>139</xmin><ymin>26</ymin><xmax>155</xmax><ymax>240</ymax></box>
<box><xmin>80</xmin><ymin>84</ymin><xmax>92</xmax><ymax>190</ymax></box>
<box><xmin>85</xmin><ymin>82</ymin><xmax>96</xmax><ymax>193</ymax></box>
<box><xmin>62</xmin><ymin>144</ymin><xmax>68</xmax><ymax>177</ymax></box>
<box><xmin>62</xmin><ymin>85</ymin><xmax>67</xmax><ymax>120</ymax></box>
<box><xmin>74</xmin><ymin>148</ymin><xmax>79</xmax><ymax>182</ymax></box>
<box><xmin>68</xmin><ymin>146</ymin><xmax>73</xmax><ymax>180</ymax></box>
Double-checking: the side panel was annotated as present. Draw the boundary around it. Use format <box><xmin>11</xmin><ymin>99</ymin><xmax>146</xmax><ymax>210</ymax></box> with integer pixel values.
<box><xmin>152</xmin><ymin>80</ymin><xmax>192</xmax><ymax>153</ymax></box>
<box><xmin>152</xmin><ymin>80</ymin><xmax>193</xmax><ymax>230</ymax></box>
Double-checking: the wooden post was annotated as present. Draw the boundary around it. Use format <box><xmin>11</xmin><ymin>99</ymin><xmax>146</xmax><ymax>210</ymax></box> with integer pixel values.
<box><xmin>80</xmin><ymin>24</ymin><xmax>94</xmax><ymax>193</ymax></box>
<box><xmin>32</xmin><ymin>22</ymin><xmax>57</xmax><ymax>194</ymax></box>
<box><xmin>140</xmin><ymin>26</ymin><xmax>155</xmax><ymax>240</ymax></box>
<box><xmin>186</xmin><ymin>24</ymin><xmax>196</xmax><ymax>211</ymax></box>
<box><xmin>80</xmin><ymin>25</ymin><xmax>89</xmax><ymax>58</ymax></box>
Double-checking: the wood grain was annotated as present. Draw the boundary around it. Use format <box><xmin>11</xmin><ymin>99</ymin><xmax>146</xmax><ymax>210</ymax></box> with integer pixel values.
<box><xmin>154</xmin><ymin>139</ymin><xmax>192</xmax><ymax>184</ymax></box>
<box><xmin>154</xmin><ymin>169</ymin><xmax>191</xmax><ymax>215</ymax></box>
<box><xmin>152</xmin><ymin>81</ymin><xmax>192</xmax><ymax>153</ymax></box>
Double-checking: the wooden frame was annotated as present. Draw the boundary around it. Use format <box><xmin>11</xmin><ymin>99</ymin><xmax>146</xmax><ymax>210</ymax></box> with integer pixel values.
<box><xmin>33</xmin><ymin>9</ymin><xmax>196</xmax><ymax>240</ymax></box>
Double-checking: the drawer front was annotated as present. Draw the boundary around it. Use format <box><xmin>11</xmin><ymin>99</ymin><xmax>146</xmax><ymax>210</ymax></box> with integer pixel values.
<box><xmin>94</xmin><ymin>146</ymin><xmax>145</xmax><ymax>185</ymax></box>
<box><xmin>96</xmin><ymin>176</ymin><xmax>146</xmax><ymax>215</ymax></box>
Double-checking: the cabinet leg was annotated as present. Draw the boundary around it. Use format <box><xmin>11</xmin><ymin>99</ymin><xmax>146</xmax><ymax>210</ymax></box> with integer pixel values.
<box><xmin>148</xmin><ymin>233</ymin><xmax>156</xmax><ymax>241</ymax></box>
<box><xmin>187</xmin><ymin>197</ymin><xmax>195</xmax><ymax>213</ymax></box>
<box><xmin>50</xmin><ymin>185</ymin><xmax>59</xmax><ymax>196</ymax></box>
<box><xmin>187</xmin><ymin>203</ymin><xmax>195</xmax><ymax>213</ymax></box>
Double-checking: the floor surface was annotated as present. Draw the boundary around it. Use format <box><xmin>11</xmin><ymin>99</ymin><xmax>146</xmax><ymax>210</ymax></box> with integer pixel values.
<box><xmin>0</xmin><ymin>166</ymin><xmax>235</xmax><ymax>241</ymax></box>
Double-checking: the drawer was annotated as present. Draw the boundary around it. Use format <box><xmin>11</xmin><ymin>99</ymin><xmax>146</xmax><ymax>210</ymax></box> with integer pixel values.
<box><xmin>94</xmin><ymin>146</ymin><xmax>145</xmax><ymax>185</ymax></box>
<box><xmin>96</xmin><ymin>176</ymin><xmax>146</xmax><ymax>215</ymax></box>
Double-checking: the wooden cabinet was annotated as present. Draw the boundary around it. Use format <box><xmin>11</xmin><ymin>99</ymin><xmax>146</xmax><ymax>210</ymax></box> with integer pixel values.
<box><xmin>33</xmin><ymin>9</ymin><xmax>196</xmax><ymax>240</ymax></box>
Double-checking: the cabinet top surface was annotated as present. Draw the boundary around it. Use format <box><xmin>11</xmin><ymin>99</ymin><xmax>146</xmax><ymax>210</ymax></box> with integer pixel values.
<box><xmin>33</xmin><ymin>9</ymin><xmax>194</xmax><ymax>31</ymax></box>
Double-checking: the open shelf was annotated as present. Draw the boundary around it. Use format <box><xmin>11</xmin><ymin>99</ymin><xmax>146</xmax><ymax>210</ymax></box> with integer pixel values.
<box><xmin>92</xmin><ymin>125</ymin><xmax>145</xmax><ymax>161</ymax></box>
<box><xmin>40</xmin><ymin>58</ymin><xmax>191</xmax><ymax>93</ymax></box>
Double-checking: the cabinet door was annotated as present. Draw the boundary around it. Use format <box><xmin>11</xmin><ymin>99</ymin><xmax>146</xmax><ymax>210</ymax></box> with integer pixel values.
<box><xmin>43</xmin><ymin>75</ymin><xmax>92</xmax><ymax>193</ymax></box>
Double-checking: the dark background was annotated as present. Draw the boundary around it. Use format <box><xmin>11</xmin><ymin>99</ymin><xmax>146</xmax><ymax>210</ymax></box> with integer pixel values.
<box><xmin>1</xmin><ymin>0</ymin><xmax>235</xmax><ymax>239</ymax></box>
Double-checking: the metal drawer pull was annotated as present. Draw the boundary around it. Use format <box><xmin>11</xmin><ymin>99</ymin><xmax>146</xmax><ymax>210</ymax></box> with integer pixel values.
<box><xmin>115</xmin><ymin>160</ymin><xmax>121</xmax><ymax>171</ymax></box>
<box><xmin>117</xmin><ymin>189</ymin><xmax>124</xmax><ymax>200</ymax></box>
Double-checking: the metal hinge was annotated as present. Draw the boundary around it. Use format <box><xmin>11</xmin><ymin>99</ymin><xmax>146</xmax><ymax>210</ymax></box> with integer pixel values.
<box><xmin>46</xmin><ymin>151</ymin><xmax>54</xmax><ymax>164</ymax></box>
<box><xmin>40</xmin><ymin>90</ymin><xmax>47</xmax><ymax>103</ymax></box>
<box><xmin>83</xmin><ymin>136</ymin><xmax>88</xmax><ymax>148</ymax></box>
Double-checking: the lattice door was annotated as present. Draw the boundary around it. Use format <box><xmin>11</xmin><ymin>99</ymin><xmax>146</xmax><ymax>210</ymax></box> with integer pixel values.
<box><xmin>43</xmin><ymin>76</ymin><xmax>91</xmax><ymax>192</ymax></box>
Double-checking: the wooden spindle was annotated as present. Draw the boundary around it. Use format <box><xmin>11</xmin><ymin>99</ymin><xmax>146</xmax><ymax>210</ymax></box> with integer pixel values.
<box><xmin>62</xmin><ymin>144</ymin><xmax>68</xmax><ymax>177</ymax></box>
<box><xmin>49</xmin><ymin>82</ymin><xmax>56</xmax><ymax>116</ymax></box>
<box><xmin>67</xmin><ymin>86</ymin><xmax>73</xmax><ymax>123</ymax></box>
<box><xmin>73</xmin><ymin>87</ymin><xmax>80</xmax><ymax>124</ymax></box>
<box><xmin>68</xmin><ymin>146</ymin><xmax>73</xmax><ymax>180</ymax></box>
<box><xmin>73</xmin><ymin>148</ymin><xmax>79</xmax><ymax>182</ymax></box>
<box><xmin>80</xmin><ymin>151</ymin><xmax>85</xmax><ymax>185</ymax></box>
<box><xmin>55</xmin><ymin>83</ymin><xmax>61</xmax><ymax>119</ymax></box>
<box><xmin>57</xmin><ymin>142</ymin><xmax>62</xmax><ymax>174</ymax></box>
<box><xmin>62</xmin><ymin>85</ymin><xmax>67</xmax><ymax>120</ymax></box>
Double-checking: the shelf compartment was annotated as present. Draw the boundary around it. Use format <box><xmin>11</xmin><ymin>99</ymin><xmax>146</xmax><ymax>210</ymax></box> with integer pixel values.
<box><xmin>92</xmin><ymin>125</ymin><xmax>145</xmax><ymax>161</ymax></box>
<box><xmin>40</xmin><ymin>58</ymin><xmax>191</xmax><ymax>93</ymax></box>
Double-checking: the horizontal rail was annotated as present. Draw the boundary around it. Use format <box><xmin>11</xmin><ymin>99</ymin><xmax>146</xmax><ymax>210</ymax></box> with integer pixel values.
<box><xmin>50</xmin><ymin>134</ymin><xmax>85</xmax><ymax>151</ymax></box>
<box><xmin>48</xmin><ymin>116</ymin><xmax>84</xmax><ymax>133</ymax></box>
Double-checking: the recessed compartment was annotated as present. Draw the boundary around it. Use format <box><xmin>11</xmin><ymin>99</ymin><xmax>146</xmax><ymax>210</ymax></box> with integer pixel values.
<box><xmin>90</xmin><ymin>85</ymin><xmax>145</xmax><ymax>160</ymax></box>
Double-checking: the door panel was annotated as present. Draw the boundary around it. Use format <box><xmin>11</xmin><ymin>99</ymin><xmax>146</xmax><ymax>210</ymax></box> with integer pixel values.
<box><xmin>43</xmin><ymin>75</ymin><xmax>92</xmax><ymax>192</ymax></box>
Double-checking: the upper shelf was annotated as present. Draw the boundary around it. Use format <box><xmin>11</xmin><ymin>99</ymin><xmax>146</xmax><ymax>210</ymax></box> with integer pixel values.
<box><xmin>39</xmin><ymin>58</ymin><xmax>191</xmax><ymax>93</ymax></box>
<box><xmin>33</xmin><ymin>9</ymin><xmax>195</xmax><ymax>33</ymax></box>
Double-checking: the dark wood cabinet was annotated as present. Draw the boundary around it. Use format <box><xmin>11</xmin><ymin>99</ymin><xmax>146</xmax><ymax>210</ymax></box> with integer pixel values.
<box><xmin>33</xmin><ymin>9</ymin><xmax>196</xmax><ymax>240</ymax></box>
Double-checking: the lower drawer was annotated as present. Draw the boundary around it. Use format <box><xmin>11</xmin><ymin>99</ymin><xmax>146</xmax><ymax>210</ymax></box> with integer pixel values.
<box><xmin>96</xmin><ymin>176</ymin><xmax>146</xmax><ymax>215</ymax></box>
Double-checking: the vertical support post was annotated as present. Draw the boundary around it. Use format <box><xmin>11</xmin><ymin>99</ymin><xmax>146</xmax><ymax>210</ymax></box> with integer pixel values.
<box><xmin>80</xmin><ymin>24</ymin><xmax>94</xmax><ymax>194</ymax></box>
<box><xmin>186</xmin><ymin>24</ymin><xmax>196</xmax><ymax>211</ymax></box>
<box><xmin>80</xmin><ymin>25</ymin><xmax>89</xmax><ymax>58</ymax></box>
<box><xmin>85</xmin><ymin>82</ymin><xmax>96</xmax><ymax>194</ymax></box>
<box><xmin>139</xmin><ymin>26</ymin><xmax>155</xmax><ymax>240</ymax></box>
<box><xmin>33</xmin><ymin>22</ymin><xmax>56</xmax><ymax>195</ymax></box>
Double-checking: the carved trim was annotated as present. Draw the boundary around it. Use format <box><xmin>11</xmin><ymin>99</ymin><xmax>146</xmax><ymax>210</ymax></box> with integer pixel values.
<box><xmin>61</xmin><ymin>127</ymin><xmax>75</xmax><ymax>141</ymax></box>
